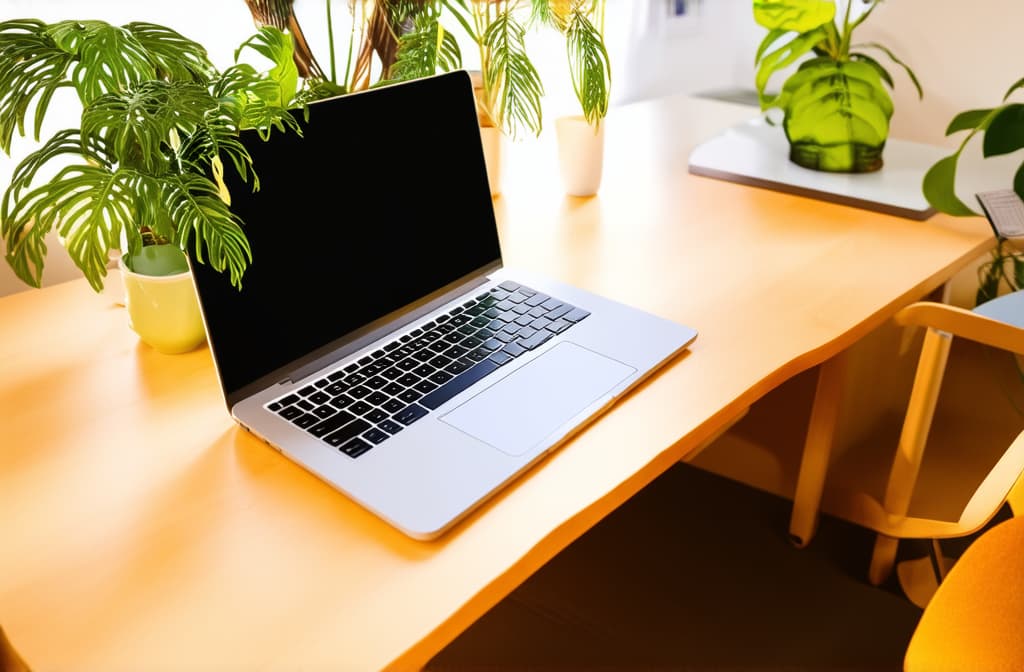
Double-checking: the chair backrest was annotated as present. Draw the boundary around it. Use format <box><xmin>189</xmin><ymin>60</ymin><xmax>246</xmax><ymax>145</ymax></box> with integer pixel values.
<box><xmin>904</xmin><ymin>515</ymin><xmax>1024</xmax><ymax>671</ymax></box>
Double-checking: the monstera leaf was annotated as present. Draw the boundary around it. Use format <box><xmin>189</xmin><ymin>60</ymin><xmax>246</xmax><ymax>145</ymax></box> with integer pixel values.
<box><xmin>753</xmin><ymin>0</ymin><xmax>835</xmax><ymax>32</ymax></box>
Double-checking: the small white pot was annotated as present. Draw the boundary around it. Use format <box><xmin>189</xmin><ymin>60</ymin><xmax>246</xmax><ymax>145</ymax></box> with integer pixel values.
<box><xmin>118</xmin><ymin>258</ymin><xmax>206</xmax><ymax>354</ymax></box>
<box><xmin>555</xmin><ymin>115</ymin><xmax>605</xmax><ymax>197</ymax></box>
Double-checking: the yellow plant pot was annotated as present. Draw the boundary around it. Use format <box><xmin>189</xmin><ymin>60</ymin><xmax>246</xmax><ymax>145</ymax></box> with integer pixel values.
<box><xmin>118</xmin><ymin>258</ymin><xmax>206</xmax><ymax>354</ymax></box>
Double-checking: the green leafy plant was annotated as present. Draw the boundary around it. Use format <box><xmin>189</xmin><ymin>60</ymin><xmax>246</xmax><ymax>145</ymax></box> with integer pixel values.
<box><xmin>244</xmin><ymin>1</ymin><xmax>549</xmax><ymax>138</ymax></box>
<box><xmin>533</xmin><ymin>0</ymin><xmax>611</xmax><ymax>126</ymax></box>
<box><xmin>752</xmin><ymin>0</ymin><xmax>921</xmax><ymax>172</ymax></box>
<box><xmin>922</xmin><ymin>77</ymin><xmax>1024</xmax><ymax>306</ymax></box>
<box><xmin>0</xmin><ymin>19</ymin><xmax>306</xmax><ymax>291</ymax></box>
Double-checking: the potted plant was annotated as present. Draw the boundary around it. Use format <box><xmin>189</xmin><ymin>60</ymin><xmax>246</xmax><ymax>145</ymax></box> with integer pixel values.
<box><xmin>535</xmin><ymin>0</ymin><xmax>611</xmax><ymax>196</ymax></box>
<box><xmin>0</xmin><ymin>19</ymin><xmax>305</xmax><ymax>352</ymax></box>
<box><xmin>922</xmin><ymin>77</ymin><xmax>1024</xmax><ymax>305</ymax></box>
<box><xmin>752</xmin><ymin>0</ymin><xmax>922</xmax><ymax>173</ymax></box>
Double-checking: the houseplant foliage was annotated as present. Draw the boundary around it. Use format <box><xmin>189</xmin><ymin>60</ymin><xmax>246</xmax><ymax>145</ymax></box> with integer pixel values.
<box><xmin>0</xmin><ymin>19</ymin><xmax>304</xmax><ymax>292</ymax></box>
<box><xmin>752</xmin><ymin>0</ymin><xmax>921</xmax><ymax>173</ymax></box>
<box><xmin>533</xmin><ymin>0</ymin><xmax>611</xmax><ymax>127</ymax></box>
<box><xmin>922</xmin><ymin>77</ymin><xmax>1024</xmax><ymax>305</ymax></box>
<box><xmin>245</xmin><ymin>0</ymin><xmax>546</xmax><ymax>139</ymax></box>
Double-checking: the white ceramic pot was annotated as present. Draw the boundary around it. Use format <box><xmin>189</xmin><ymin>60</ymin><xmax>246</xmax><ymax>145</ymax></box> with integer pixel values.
<box><xmin>118</xmin><ymin>258</ymin><xmax>206</xmax><ymax>354</ymax></box>
<box><xmin>479</xmin><ymin>124</ymin><xmax>503</xmax><ymax>197</ymax></box>
<box><xmin>555</xmin><ymin>115</ymin><xmax>605</xmax><ymax>197</ymax></box>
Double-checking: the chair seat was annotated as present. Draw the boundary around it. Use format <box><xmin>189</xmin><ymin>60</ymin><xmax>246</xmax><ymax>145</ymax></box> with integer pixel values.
<box><xmin>904</xmin><ymin>515</ymin><xmax>1024</xmax><ymax>671</ymax></box>
<box><xmin>974</xmin><ymin>289</ymin><xmax>1024</xmax><ymax>329</ymax></box>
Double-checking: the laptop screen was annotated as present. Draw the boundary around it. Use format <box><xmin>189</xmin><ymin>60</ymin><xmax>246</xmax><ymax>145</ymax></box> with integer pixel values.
<box><xmin>189</xmin><ymin>71</ymin><xmax>502</xmax><ymax>401</ymax></box>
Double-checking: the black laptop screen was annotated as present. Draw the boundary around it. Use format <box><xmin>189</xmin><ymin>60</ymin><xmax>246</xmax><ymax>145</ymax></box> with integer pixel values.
<box><xmin>189</xmin><ymin>71</ymin><xmax>502</xmax><ymax>399</ymax></box>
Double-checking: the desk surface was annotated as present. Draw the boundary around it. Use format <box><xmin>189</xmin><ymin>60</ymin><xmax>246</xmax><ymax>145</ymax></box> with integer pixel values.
<box><xmin>0</xmin><ymin>94</ymin><xmax>993</xmax><ymax>670</ymax></box>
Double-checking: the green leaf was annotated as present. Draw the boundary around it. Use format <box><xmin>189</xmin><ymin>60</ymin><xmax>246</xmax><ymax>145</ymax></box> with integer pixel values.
<box><xmin>851</xmin><ymin>41</ymin><xmax>923</xmax><ymax>99</ymax></box>
<box><xmin>922</xmin><ymin>154</ymin><xmax>978</xmax><ymax>216</ymax></box>
<box><xmin>1014</xmin><ymin>161</ymin><xmax>1024</xmax><ymax>203</ymax></box>
<box><xmin>945</xmin><ymin>108</ymin><xmax>996</xmax><ymax>135</ymax></box>
<box><xmin>125</xmin><ymin>22</ymin><xmax>213</xmax><ymax>82</ymax></box>
<box><xmin>755</xmin><ymin>28</ymin><xmax>789</xmax><ymax>65</ymax></box>
<box><xmin>849</xmin><ymin>52</ymin><xmax>893</xmax><ymax>89</ymax></box>
<box><xmin>753</xmin><ymin>0</ymin><xmax>836</xmax><ymax>32</ymax></box>
<box><xmin>165</xmin><ymin>173</ymin><xmax>252</xmax><ymax>288</ymax></box>
<box><xmin>234</xmin><ymin>26</ymin><xmax>299</xmax><ymax>107</ymax></box>
<box><xmin>566</xmin><ymin>8</ymin><xmax>611</xmax><ymax>125</ymax></box>
<box><xmin>389</xmin><ymin>8</ymin><xmax>463</xmax><ymax>82</ymax></box>
<box><xmin>755</xmin><ymin>26</ymin><xmax>829</xmax><ymax>107</ymax></box>
<box><xmin>982</xmin><ymin>103</ymin><xmax>1024</xmax><ymax>157</ymax></box>
<box><xmin>1005</xmin><ymin>76</ymin><xmax>1024</xmax><ymax>101</ymax></box>
<box><xmin>1013</xmin><ymin>255</ymin><xmax>1024</xmax><ymax>290</ymax></box>
<box><xmin>482</xmin><ymin>11</ymin><xmax>544</xmax><ymax>138</ymax></box>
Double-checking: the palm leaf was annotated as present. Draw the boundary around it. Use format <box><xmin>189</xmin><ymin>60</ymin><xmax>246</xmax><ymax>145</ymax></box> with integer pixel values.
<box><xmin>566</xmin><ymin>9</ymin><xmax>610</xmax><ymax>125</ymax></box>
<box><xmin>483</xmin><ymin>12</ymin><xmax>544</xmax><ymax>139</ymax></box>
<box><xmin>234</xmin><ymin>26</ymin><xmax>299</xmax><ymax>107</ymax></box>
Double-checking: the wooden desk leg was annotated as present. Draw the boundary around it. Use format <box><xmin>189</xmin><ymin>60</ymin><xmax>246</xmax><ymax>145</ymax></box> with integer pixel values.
<box><xmin>788</xmin><ymin>352</ymin><xmax>848</xmax><ymax>548</ymax></box>
<box><xmin>868</xmin><ymin>327</ymin><xmax>952</xmax><ymax>586</ymax></box>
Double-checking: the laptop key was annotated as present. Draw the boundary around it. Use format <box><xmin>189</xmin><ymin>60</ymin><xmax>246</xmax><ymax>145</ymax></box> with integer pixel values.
<box><xmin>309</xmin><ymin>391</ymin><xmax>331</xmax><ymax>405</ymax></box>
<box><xmin>546</xmin><ymin>319</ymin><xmax>571</xmax><ymax>334</ymax></box>
<box><xmin>420</xmin><ymin>359</ymin><xmax>500</xmax><ymax>410</ymax></box>
<box><xmin>278</xmin><ymin>406</ymin><xmax>303</xmax><ymax>420</ymax></box>
<box><xmin>398</xmin><ymin>389</ymin><xmax>422</xmax><ymax>403</ymax></box>
<box><xmin>348</xmin><ymin>385</ymin><xmax>371</xmax><ymax>399</ymax></box>
<box><xmin>324</xmin><ymin>418</ymin><xmax>371</xmax><ymax>447</ymax></box>
<box><xmin>382</xmin><ymin>398</ymin><xmax>405</xmax><ymax>413</ymax></box>
<box><xmin>413</xmin><ymin>380</ymin><xmax>437</xmax><ymax>394</ymax></box>
<box><xmin>563</xmin><ymin>307</ymin><xmax>591</xmax><ymax>323</ymax></box>
<box><xmin>309</xmin><ymin>410</ymin><xmax>356</xmax><ymax>437</ymax></box>
<box><xmin>338</xmin><ymin>437</ymin><xmax>373</xmax><ymax>458</ymax></box>
<box><xmin>298</xmin><ymin>385</ymin><xmax>318</xmax><ymax>396</ymax></box>
<box><xmin>365</xmin><ymin>408</ymin><xmax>388</xmax><ymax>424</ymax></box>
<box><xmin>329</xmin><ymin>393</ymin><xmax>354</xmax><ymax>409</ymax></box>
<box><xmin>498</xmin><ymin>280</ymin><xmax>520</xmax><ymax>292</ymax></box>
<box><xmin>378</xmin><ymin>419</ymin><xmax>403</xmax><ymax>434</ymax></box>
<box><xmin>517</xmin><ymin>330</ymin><xmax>554</xmax><ymax>350</ymax></box>
<box><xmin>312</xmin><ymin>404</ymin><xmax>337</xmax><ymax>419</ymax></box>
<box><xmin>363</xmin><ymin>428</ymin><xmax>390</xmax><ymax>445</ymax></box>
<box><xmin>503</xmin><ymin>342</ymin><xmax>527</xmax><ymax>358</ymax></box>
<box><xmin>488</xmin><ymin>351</ymin><xmax>513</xmax><ymax>366</ymax></box>
<box><xmin>546</xmin><ymin>304</ymin><xmax>572</xmax><ymax>320</ymax></box>
<box><xmin>394</xmin><ymin>403</ymin><xmax>429</xmax><ymax>426</ymax></box>
<box><xmin>293</xmin><ymin>413</ymin><xmax>319</xmax><ymax>429</ymax></box>
<box><xmin>297</xmin><ymin>399</ymin><xmax>315</xmax><ymax>412</ymax></box>
<box><xmin>349</xmin><ymin>400</ymin><xmax>373</xmax><ymax>416</ymax></box>
<box><xmin>429</xmin><ymin>370</ymin><xmax>453</xmax><ymax>385</ymax></box>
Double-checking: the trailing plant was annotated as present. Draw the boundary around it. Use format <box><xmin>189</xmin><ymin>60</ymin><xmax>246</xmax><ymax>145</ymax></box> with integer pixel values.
<box><xmin>752</xmin><ymin>0</ymin><xmax>921</xmax><ymax>172</ymax></box>
<box><xmin>0</xmin><ymin>19</ymin><xmax>306</xmax><ymax>291</ymax></box>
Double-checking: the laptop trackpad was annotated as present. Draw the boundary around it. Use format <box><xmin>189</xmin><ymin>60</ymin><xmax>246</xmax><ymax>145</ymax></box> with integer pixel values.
<box><xmin>441</xmin><ymin>342</ymin><xmax>635</xmax><ymax>456</ymax></box>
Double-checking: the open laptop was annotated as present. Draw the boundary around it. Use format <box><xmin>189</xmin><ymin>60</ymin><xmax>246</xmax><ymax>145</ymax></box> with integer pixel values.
<box><xmin>189</xmin><ymin>70</ymin><xmax>697</xmax><ymax>540</ymax></box>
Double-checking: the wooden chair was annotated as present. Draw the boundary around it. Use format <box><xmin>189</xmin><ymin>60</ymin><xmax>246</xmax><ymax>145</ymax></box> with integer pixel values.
<box><xmin>904</xmin><ymin>514</ymin><xmax>1024</xmax><ymax>671</ymax></box>
<box><xmin>854</xmin><ymin>290</ymin><xmax>1024</xmax><ymax>606</ymax></box>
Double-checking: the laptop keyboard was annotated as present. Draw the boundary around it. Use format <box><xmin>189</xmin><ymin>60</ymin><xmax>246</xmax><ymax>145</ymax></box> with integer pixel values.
<box><xmin>265</xmin><ymin>280</ymin><xmax>590</xmax><ymax>458</ymax></box>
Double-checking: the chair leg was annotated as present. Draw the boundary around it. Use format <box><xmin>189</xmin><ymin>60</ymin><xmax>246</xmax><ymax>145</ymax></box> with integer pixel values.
<box><xmin>869</xmin><ymin>327</ymin><xmax>952</xmax><ymax>585</ymax></box>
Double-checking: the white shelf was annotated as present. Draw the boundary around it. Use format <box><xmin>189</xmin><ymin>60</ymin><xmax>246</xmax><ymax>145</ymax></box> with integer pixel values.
<box><xmin>688</xmin><ymin>117</ymin><xmax>948</xmax><ymax>220</ymax></box>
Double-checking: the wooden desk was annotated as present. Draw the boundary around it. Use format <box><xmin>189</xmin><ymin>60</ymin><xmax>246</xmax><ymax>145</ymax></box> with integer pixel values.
<box><xmin>0</xmin><ymin>94</ymin><xmax>993</xmax><ymax>670</ymax></box>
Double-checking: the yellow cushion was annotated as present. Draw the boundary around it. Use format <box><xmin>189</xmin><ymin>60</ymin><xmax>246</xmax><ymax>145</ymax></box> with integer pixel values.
<box><xmin>905</xmin><ymin>515</ymin><xmax>1024</xmax><ymax>671</ymax></box>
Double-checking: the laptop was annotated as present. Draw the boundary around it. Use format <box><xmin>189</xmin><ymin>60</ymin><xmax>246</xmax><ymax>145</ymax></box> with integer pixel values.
<box><xmin>189</xmin><ymin>70</ymin><xmax>697</xmax><ymax>540</ymax></box>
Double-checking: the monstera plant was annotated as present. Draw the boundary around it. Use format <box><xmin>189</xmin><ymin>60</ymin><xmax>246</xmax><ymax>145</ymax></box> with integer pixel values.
<box><xmin>753</xmin><ymin>0</ymin><xmax>921</xmax><ymax>173</ymax></box>
<box><xmin>923</xmin><ymin>77</ymin><xmax>1024</xmax><ymax>305</ymax></box>
<box><xmin>0</xmin><ymin>19</ymin><xmax>304</xmax><ymax>292</ymax></box>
